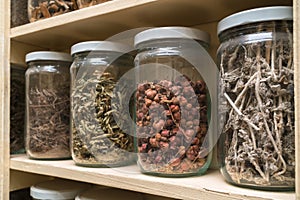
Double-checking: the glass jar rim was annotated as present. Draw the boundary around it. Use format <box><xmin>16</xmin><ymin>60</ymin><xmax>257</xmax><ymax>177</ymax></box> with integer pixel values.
<box><xmin>134</xmin><ymin>26</ymin><xmax>210</xmax><ymax>47</ymax></box>
<box><xmin>71</xmin><ymin>41</ymin><xmax>132</xmax><ymax>56</ymax></box>
<box><xmin>217</xmin><ymin>6</ymin><xmax>293</xmax><ymax>36</ymax></box>
<box><xmin>25</xmin><ymin>51</ymin><xmax>72</xmax><ymax>63</ymax></box>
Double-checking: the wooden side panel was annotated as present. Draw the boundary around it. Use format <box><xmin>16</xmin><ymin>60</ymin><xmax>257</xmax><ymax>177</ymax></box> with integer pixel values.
<box><xmin>0</xmin><ymin>0</ymin><xmax>10</xmax><ymax>199</ymax></box>
<box><xmin>294</xmin><ymin>0</ymin><xmax>300</xmax><ymax>199</ymax></box>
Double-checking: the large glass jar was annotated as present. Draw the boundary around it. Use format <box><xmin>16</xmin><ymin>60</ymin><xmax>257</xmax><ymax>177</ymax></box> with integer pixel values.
<box><xmin>217</xmin><ymin>6</ymin><xmax>294</xmax><ymax>190</ymax></box>
<box><xmin>25</xmin><ymin>51</ymin><xmax>72</xmax><ymax>159</ymax></box>
<box><xmin>70</xmin><ymin>41</ymin><xmax>135</xmax><ymax>167</ymax></box>
<box><xmin>134</xmin><ymin>27</ymin><xmax>213</xmax><ymax>177</ymax></box>
<box><xmin>10</xmin><ymin>64</ymin><xmax>26</xmax><ymax>154</ymax></box>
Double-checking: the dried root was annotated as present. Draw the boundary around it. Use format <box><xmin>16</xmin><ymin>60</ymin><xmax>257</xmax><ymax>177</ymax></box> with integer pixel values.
<box><xmin>219</xmin><ymin>22</ymin><xmax>294</xmax><ymax>187</ymax></box>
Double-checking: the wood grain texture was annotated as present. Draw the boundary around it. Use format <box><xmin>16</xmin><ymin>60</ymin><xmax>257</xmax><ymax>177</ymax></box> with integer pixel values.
<box><xmin>10</xmin><ymin>0</ymin><xmax>291</xmax><ymax>51</ymax></box>
<box><xmin>0</xmin><ymin>0</ymin><xmax>10</xmax><ymax>199</ymax></box>
<box><xmin>10</xmin><ymin>155</ymin><xmax>295</xmax><ymax>200</ymax></box>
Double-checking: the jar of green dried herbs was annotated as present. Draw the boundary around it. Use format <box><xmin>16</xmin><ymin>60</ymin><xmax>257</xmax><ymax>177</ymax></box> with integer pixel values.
<box><xmin>217</xmin><ymin>6</ymin><xmax>294</xmax><ymax>190</ymax></box>
<box><xmin>10</xmin><ymin>63</ymin><xmax>26</xmax><ymax>154</ymax></box>
<box><xmin>70</xmin><ymin>41</ymin><xmax>135</xmax><ymax>167</ymax></box>
<box><xmin>134</xmin><ymin>27</ymin><xmax>213</xmax><ymax>177</ymax></box>
<box><xmin>25</xmin><ymin>51</ymin><xmax>72</xmax><ymax>160</ymax></box>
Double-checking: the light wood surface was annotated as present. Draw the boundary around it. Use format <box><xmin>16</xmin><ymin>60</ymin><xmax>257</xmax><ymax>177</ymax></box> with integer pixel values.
<box><xmin>0</xmin><ymin>0</ymin><xmax>10</xmax><ymax>199</ymax></box>
<box><xmin>10</xmin><ymin>0</ymin><xmax>291</xmax><ymax>51</ymax></box>
<box><xmin>10</xmin><ymin>154</ymin><xmax>295</xmax><ymax>200</ymax></box>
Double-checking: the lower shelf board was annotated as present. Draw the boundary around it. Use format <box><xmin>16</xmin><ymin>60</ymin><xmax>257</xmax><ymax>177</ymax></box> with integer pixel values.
<box><xmin>10</xmin><ymin>154</ymin><xmax>294</xmax><ymax>200</ymax></box>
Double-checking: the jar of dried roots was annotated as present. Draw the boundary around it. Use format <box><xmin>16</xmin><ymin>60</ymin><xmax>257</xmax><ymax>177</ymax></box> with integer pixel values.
<box><xmin>217</xmin><ymin>6</ymin><xmax>294</xmax><ymax>190</ymax></box>
<box><xmin>70</xmin><ymin>41</ymin><xmax>135</xmax><ymax>167</ymax></box>
<box><xmin>25</xmin><ymin>51</ymin><xmax>72</xmax><ymax>159</ymax></box>
<box><xmin>134</xmin><ymin>27</ymin><xmax>213</xmax><ymax>177</ymax></box>
<box><xmin>28</xmin><ymin>0</ymin><xmax>78</xmax><ymax>22</ymax></box>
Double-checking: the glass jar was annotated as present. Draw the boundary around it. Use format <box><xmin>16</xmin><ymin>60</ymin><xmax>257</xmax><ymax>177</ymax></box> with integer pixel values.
<box><xmin>30</xmin><ymin>179</ymin><xmax>91</xmax><ymax>200</ymax></box>
<box><xmin>70</xmin><ymin>41</ymin><xmax>135</xmax><ymax>167</ymax></box>
<box><xmin>28</xmin><ymin>0</ymin><xmax>78</xmax><ymax>22</ymax></box>
<box><xmin>134</xmin><ymin>27</ymin><xmax>213</xmax><ymax>177</ymax></box>
<box><xmin>76</xmin><ymin>0</ymin><xmax>111</xmax><ymax>9</ymax></box>
<box><xmin>10</xmin><ymin>64</ymin><xmax>26</xmax><ymax>154</ymax></box>
<box><xmin>217</xmin><ymin>6</ymin><xmax>294</xmax><ymax>190</ymax></box>
<box><xmin>25</xmin><ymin>51</ymin><xmax>72</xmax><ymax>159</ymax></box>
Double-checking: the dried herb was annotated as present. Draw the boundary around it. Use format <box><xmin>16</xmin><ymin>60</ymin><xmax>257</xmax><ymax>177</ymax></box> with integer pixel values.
<box><xmin>11</xmin><ymin>0</ymin><xmax>29</xmax><ymax>27</ymax></box>
<box><xmin>219</xmin><ymin>22</ymin><xmax>294</xmax><ymax>187</ymax></box>
<box><xmin>76</xmin><ymin>0</ymin><xmax>111</xmax><ymax>9</ymax></box>
<box><xmin>27</xmin><ymin>88</ymin><xmax>70</xmax><ymax>159</ymax></box>
<box><xmin>29</xmin><ymin>0</ymin><xmax>79</xmax><ymax>22</ymax></box>
<box><xmin>10</xmin><ymin>66</ymin><xmax>25</xmax><ymax>154</ymax></box>
<box><xmin>72</xmin><ymin>70</ymin><xmax>134</xmax><ymax>166</ymax></box>
<box><xmin>136</xmin><ymin>77</ymin><xmax>209</xmax><ymax>175</ymax></box>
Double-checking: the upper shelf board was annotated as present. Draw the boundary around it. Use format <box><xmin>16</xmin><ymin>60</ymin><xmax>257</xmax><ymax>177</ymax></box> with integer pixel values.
<box><xmin>10</xmin><ymin>155</ymin><xmax>295</xmax><ymax>200</ymax></box>
<box><xmin>10</xmin><ymin>0</ymin><xmax>292</xmax><ymax>51</ymax></box>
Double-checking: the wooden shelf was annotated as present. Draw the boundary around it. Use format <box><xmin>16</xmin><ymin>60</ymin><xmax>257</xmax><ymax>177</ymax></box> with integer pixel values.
<box><xmin>10</xmin><ymin>154</ymin><xmax>295</xmax><ymax>200</ymax></box>
<box><xmin>10</xmin><ymin>0</ymin><xmax>291</xmax><ymax>51</ymax></box>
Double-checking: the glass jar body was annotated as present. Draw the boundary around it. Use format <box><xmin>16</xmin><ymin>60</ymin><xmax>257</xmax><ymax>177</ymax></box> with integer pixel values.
<box><xmin>25</xmin><ymin>60</ymin><xmax>71</xmax><ymax>159</ymax></box>
<box><xmin>70</xmin><ymin>51</ymin><xmax>135</xmax><ymax>167</ymax></box>
<box><xmin>11</xmin><ymin>64</ymin><xmax>26</xmax><ymax>154</ymax></box>
<box><xmin>217</xmin><ymin>21</ymin><xmax>294</xmax><ymax>190</ymax></box>
<box><xmin>135</xmin><ymin>39</ymin><xmax>212</xmax><ymax>177</ymax></box>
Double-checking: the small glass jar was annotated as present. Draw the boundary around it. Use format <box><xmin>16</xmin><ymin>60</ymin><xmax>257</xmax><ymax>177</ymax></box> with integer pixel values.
<box><xmin>76</xmin><ymin>0</ymin><xmax>111</xmax><ymax>9</ymax></box>
<box><xmin>134</xmin><ymin>27</ymin><xmax>213</xmax><ymax>177</ymax></box>
<box><xmin>70</xmin><ymin>41</ymin><xmax>135</xmax><ymax>167</ymax></box>
<box><xmin>25</xmin><ymin>51</ymin><xmax>72</xmax><ymax>160</ymax></box>
<box><xmin>217</xmin><ymin>6</ymin><xmax>294</xmax><ymax>190</ymax></box>
<box><xmin>10</xmin><ymin>64</ymin><xmax>26</xmax><ymax>154</ymax></box>
<box><xmin>30</xmin><ymin>179</ymin><xmax>91</xmax><ymax>200</ymax></box>
<box><xmin>28</xmin><ymin>0</ymin><xmax>78</xmax><ymax>22</ymax></box>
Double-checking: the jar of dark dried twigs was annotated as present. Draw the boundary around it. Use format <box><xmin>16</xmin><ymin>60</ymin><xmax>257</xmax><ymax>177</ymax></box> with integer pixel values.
<box><xmin>217</xmin><ymin>6</ymin><xmax>294</xmax><ymax>190</ymax></box>
<box><xmin>134</xmin><ymin>27</ymin><xmax>213</xmax><ymax>177</ymax></box>
<box><xmin>25</xmin><ymin>51</ymin><xmax>72</xmax><ymax>160</ymax></box>
<box><xmin>10</xmin><ymin>64</ymin><xmax>26</xmax><ymax>154</ymax></box>
<box><xmin>70</xmin><ymin>41</ymin><xmax>135</xmax><ymax>167</ymax></box>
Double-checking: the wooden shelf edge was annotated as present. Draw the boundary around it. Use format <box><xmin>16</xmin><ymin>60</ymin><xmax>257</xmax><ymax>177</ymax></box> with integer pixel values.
<box><xmin>10</xmin><ymin>0</ymin><xmax>156</xmax><ymax>38</ymax></box>
<box><xmin>10</xmin><ymin>154</ymin><xmax>295</xmax><ymax>200</ymax></box>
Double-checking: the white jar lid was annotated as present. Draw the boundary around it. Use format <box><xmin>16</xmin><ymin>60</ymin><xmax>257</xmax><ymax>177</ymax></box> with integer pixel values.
<box><xmin>71</xmin><ymin>41</ymin><xmax>132</xmax><ymax>56</ymax></box>
<box><xmin>30</xmin><ymin>179</ymin><xmax>91</xmax><ymax>200</ymax></box>
<box><xmin>217</xmin><ymin>6</ymin><xmax>293</xmax><ymax>35</ymax></box>
<box><xmin>75</xmin><ymin>186</ymin><xmax>143</xmax><ymax>200</ymax></box>
<box><xmin>134</xmin><ymin>26</ymin><xmax>210</xmax><ymax>47</ymax></box>
<box><xmin>26</xmin><ymin>51</ymin><xmax>72</xmax><ymax>63</ymax></box>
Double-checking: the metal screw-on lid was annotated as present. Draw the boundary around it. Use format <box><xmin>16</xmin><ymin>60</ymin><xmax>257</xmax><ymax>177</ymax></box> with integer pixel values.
<box><xmin>71</xmin><ymin>41</ymin><xmax>132</xmax><ymax>56</ymax></box>
<box><xmin>30</xmin><ymin>179</ymin><xmax>91</xmax><ymax>200</ymax></box>
<box><xmin>26</xmin><ymin>51</ymin><xmax>72</xmax><ymax>63</ymax></box>
<box><xmin>134</xmin><ymin>27</ymin><xmax>210</xmax><ymax>47</ymax></box>
<box><xmin>217</xmin><ymin>6</ymin><xmax>293</xmax><ymax>36</ymax></box>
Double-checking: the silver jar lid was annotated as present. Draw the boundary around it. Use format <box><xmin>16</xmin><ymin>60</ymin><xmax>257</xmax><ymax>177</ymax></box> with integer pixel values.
<box><xmin>217</xmin><ymin>6</ymin><xmax>293</xmax><ymax>36</ymax></box>
<box><xmin>30</xmin><ymin>179</ymin><xmax>90</xmax><ymax>200</ymax></box>
<box><xmin>71</xmin><ymin>41</ymin><xmax>132</xmax><ymax>56</ymax></box>
<box><xmin>26</xmin><ymin>51</ymin><xmax>72</xmax><ymax>63</ymax></box>
<box><xmin>134</xmin><ymin>26</ymin><xmax>210</xmax><ymax>47</ymax></box>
